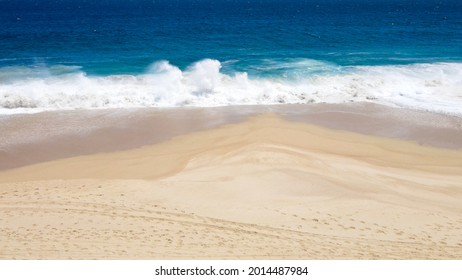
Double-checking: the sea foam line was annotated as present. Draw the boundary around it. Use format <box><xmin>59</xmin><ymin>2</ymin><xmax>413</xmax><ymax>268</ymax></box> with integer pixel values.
<box><xmin>0</xmin><ymin>59</ymin><xmax>461</xmax><ymax>115</ymax></box>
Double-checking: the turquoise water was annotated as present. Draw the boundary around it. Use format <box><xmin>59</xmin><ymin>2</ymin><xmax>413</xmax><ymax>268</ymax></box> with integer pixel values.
<box><xmin>1</xmin><ymin>0</ymin><xmax>461</xmax><ymax>114</ymax></box>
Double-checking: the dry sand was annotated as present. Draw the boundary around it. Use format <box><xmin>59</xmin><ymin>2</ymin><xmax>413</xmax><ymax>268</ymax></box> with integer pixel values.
<box><xmin>1</xmin><ymin>105</ymin><xmax>462</xmax><ymax>259</ymax></box>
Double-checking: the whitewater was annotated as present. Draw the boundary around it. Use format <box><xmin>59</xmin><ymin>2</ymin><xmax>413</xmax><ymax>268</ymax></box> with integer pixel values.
<box><xmin>1</xmin><ymin>59</ymin><xmax>461</xmax><ymax>115</ymax></box>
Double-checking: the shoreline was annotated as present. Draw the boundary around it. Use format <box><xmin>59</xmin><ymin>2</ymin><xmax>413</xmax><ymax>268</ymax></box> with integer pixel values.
<box><xmin>1</xmin><ymin>103</ymin><xmax>462</xmax><ymax>259</ymax></box>
<box><xmin>1</xmin><ymin>103</ymin><xmax>462</xmax><ymax>171</ymax></box>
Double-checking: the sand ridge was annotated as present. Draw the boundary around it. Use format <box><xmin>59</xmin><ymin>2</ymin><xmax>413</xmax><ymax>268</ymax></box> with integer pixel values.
<box><xmin>1</xmin><ymin>113</ymin><xmax>462</xmax><ymax>259</ymax></box>
<box><xmin>1</xmin><ymin>113</ymin><xmax>461</xmax><ymax>182</ymax></box>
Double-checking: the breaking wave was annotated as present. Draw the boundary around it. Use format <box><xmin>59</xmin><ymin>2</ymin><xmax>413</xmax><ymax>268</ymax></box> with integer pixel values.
<box><xmin>1</xmin><ymin>59</ymin><xmax>462</xmax><ymax>115</ymax></box>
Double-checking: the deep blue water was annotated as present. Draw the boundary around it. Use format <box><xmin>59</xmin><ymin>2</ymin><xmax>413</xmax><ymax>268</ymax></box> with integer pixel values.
<box><xmin>0</xmin><ymin>0</ymin><xmax>461</xmax><ymax>114</ymax></box>
<box><xmin>2</xmin><ymin>0</ymin><xmax>461</xmax><ymax>74</ymax></box>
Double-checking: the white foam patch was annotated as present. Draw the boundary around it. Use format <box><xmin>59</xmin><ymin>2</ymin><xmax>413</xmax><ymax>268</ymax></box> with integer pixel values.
<box><xmin>1</xmin><ymin>59</ymin><xmax>462</xmax><ymax>115</ymax></box>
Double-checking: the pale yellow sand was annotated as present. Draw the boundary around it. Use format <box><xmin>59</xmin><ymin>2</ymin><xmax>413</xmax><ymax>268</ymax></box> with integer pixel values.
<box><xmin>1</xmin><ymin>113</ymin><xmax>462</xmax><ymax>259</ymax></box>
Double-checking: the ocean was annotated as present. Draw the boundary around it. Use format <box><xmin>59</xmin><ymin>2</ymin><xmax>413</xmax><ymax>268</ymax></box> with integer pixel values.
<box><xmin>1</xmin><ymin>0</ymin><xmax>461</xmax><ymax>114</ymax></box>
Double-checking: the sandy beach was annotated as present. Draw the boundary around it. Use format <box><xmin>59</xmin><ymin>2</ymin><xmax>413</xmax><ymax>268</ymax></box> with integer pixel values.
<box><xmin>1</xmin><ymin>103</ymin><xmax>462</xmax><ymax>259</ymax></box>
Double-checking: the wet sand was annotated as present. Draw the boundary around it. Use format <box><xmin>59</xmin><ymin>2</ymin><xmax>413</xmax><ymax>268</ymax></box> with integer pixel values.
<box><xmin>2</xmin><ymin>103</ymin><xmax>462</xmax><ymax>171</ymax></box>
<box><xmin>1</xmin><ymin>103</ymin><xmax>462</xmax><ymax>259</ymax></box>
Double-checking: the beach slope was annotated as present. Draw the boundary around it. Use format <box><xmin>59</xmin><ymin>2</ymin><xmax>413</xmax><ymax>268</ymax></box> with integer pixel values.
<box><xmin>1</xmin><ymin>113</ymin><xmax>462</xmax><ymax>259</ymax></box>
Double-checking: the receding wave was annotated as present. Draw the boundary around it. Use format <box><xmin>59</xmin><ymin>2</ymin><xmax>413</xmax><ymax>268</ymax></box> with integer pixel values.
<box><xmin>1</xmin><ymin>59</ymin><xmax>461</xmax><ymax>115</ymax></box>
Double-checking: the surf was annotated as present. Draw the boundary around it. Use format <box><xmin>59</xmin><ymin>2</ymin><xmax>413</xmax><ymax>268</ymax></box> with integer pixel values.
<box><xmin>0</xmin><ymin>59</ymin><xmax>461</xmax><ymax>115</ymax></box>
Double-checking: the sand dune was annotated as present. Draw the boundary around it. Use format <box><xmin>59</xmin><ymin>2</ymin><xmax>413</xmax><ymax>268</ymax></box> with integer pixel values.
<box><xmin>1</xmin><ymin>113</ymin><xmax>462</xmax><ymax>259</ymax></box>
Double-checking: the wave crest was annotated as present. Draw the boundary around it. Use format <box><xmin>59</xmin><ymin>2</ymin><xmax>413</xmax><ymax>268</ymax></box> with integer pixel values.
<box><xmin>1</xmin><ymin>59</ymin><xmax>462</xmax><ymax>115</ymax></box>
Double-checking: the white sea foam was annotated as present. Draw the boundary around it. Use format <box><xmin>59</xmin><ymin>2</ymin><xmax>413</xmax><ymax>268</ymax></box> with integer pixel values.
<box><xmin>1</xmin><ymin>59</ymin><xmax>462</xmax><ymax>115</ymax></box>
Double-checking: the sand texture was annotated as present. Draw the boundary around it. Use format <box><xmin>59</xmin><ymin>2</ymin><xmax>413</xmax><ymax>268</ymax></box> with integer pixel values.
<box><xmin>1</xmin><ymin>112</ymin><xmax>462</xmax><ymax>259</ymax></box>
